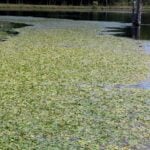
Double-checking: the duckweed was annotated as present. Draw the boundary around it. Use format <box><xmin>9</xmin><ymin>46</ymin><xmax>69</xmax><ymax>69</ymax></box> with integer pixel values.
<box><xmin>0</xmin><ymin>27</ymin><xmax>150</xmax><ymax>149</ymax></box>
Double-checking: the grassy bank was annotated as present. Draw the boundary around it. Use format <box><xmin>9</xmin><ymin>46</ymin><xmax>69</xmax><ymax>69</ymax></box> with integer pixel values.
<box><xmin>0</xmin><ymin>25</ymin><xmax>150</xmax><ymax>149</ymax></box>
<box><xmin>0</xmin><ymin>4</ymin><xmax>150</xmax><ymax>12</ymax></box>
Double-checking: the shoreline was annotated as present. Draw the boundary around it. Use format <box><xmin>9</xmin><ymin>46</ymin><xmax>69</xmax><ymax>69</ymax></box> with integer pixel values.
<box><xmin>0</xmin><ymin>4</ymin><xmax>150</xmax><ymax>13</ymax></box>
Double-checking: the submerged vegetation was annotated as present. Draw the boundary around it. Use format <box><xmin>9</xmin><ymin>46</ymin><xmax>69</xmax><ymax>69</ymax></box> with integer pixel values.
<box><xmin>0</xmin><ymin>24</ymin><xmax>150</xmax><ymax>149</ymax></box>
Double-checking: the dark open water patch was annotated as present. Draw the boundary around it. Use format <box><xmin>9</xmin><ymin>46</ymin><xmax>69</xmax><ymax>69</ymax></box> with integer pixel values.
<box><xmin>0</xmin><ymin>21</ymin><xmax>28</xmax><ymax>31</ymax></box>
<box><xmin>0</xmin><ymin>21</ymin><xmax>29</xmax><ymax>41</ymax></box>
<box><xmin>105</xmin><ymin>24</ymin><xmax>150</xmax><ymax>40</ymax></box>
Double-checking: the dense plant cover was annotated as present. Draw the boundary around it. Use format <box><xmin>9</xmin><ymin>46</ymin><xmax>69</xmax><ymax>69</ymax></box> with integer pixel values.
<box><xmin>0</xmin><ymin>18</ymin><xmax>150</xmax><ymax>149</ymax></box>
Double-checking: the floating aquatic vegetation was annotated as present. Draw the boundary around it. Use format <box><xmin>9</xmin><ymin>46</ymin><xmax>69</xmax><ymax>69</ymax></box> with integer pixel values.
<box><xmin>0</xmin><ymin>20</ymin><xmax>150</xmax><ymax>149</ymax></box>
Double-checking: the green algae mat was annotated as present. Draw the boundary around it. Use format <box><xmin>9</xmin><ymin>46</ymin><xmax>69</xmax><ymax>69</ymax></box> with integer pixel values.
<box><xmin>0</xmin><ymin>27</ymin><xmax>150</xmax><ymax>149</ymax></box>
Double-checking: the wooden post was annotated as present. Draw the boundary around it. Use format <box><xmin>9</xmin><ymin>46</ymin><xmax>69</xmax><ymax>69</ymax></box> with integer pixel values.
<box><xmin>132</xmin><ymin>0</ymin><xmax>142</xmax><ymax>26</ymax></box>
<box><xmin>132</xmin><ymin>26</ymin><xmax>141</xmax><ymax>39</ymax></box>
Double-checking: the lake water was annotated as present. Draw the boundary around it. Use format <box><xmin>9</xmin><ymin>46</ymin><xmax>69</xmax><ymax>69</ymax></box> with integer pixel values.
<box><xmin>0</xmin><ymin>11</ymin><xmax>150</xmax><ymax>40</ymax></box>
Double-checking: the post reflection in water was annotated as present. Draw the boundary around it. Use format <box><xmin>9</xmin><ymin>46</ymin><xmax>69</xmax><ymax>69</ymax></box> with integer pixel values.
<box><xmin>132</xmin><ymin>25</ymin><xmax>141</xmax><ymax>40</ymax></box>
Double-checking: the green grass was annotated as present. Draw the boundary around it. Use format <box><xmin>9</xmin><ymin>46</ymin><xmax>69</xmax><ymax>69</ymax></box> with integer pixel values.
<box><xmin>0</xmin><ymin>28</ymin><xmax>150</xmax><ymax>149</ymax></box>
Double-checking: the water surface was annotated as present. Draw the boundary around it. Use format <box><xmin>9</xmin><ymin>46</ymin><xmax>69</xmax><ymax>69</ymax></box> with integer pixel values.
<box><xmin>0</xmin><ymin>10</ymin><xmax>150</xmax><ymax>40</ymax></box>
